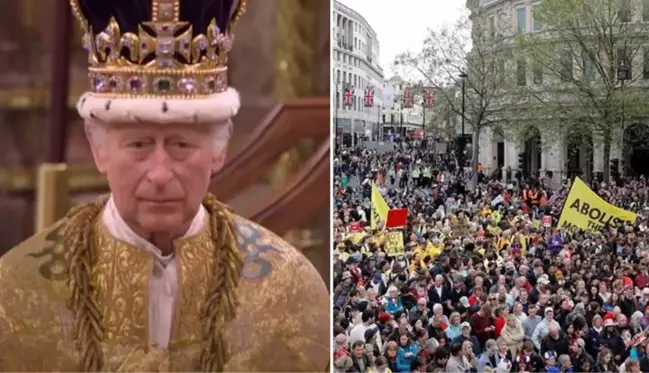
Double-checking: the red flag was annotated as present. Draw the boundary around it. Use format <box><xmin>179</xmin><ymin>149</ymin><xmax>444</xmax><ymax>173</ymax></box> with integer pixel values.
<box><xmin>349</xmin><ymin>222</ymin><xmax>362</xmax><ymax>232</ymax></box>
<box><xmin>386</xmin><ymin>208</ymin><xmax>408</xmax><ymax>228</ymax></box>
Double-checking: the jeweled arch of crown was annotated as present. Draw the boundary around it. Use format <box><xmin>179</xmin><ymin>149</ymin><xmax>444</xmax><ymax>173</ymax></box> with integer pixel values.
<box><xmin>69</xmin><ymin>0</ymin><xmax>246</xmax><ymax>98</ymax></box>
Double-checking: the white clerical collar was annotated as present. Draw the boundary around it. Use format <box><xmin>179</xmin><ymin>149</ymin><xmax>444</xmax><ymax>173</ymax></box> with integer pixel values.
<box><xmin>101</xmin><ymin>196</ymin><xmax>207</xmax><ymax>264</ymax></box>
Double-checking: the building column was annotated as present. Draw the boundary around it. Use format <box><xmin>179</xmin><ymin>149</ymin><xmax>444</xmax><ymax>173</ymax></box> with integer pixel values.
<box><xmin>541</xmin><ymin>131</ymin><xmax>565</xmax><ymax>188</ymax></box>
<box><xmin>611</xmin><ymin>129</ymin><xmax>623</xmax><ymax>175</ymax></box>
<box><xmin>593</xmin><ymin>133</ymin><xmax>604</xmax><ymax>174</ymax></box>
<box><xmin>479</xmin><ymin>127</ymin><xmax>493</xmax><ymax>175</ymax></box>
<box><xmin>504</xmin><ymin>140</ymin><xmax>520</xmax><ymax>174</ymax></box>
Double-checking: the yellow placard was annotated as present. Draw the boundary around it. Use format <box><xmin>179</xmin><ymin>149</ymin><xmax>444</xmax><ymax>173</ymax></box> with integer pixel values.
<box><xmin>558</xmin><ymin>177</ymin><xmax>636</xmax><ymax>232</ymax></box>
<box><xmin>385</xmin><ymin>231</ymin><xmax>405</xmax><ymax>256</ymax></box>
<box><xmin>346</xmin><ymin>232</ymin><xmax>366</xmax><ymax>245</ymax></box>
<box><xmin>371</xmin><ymin>183</ymin><xmax>390</xmax><ymax>229</ymax></box>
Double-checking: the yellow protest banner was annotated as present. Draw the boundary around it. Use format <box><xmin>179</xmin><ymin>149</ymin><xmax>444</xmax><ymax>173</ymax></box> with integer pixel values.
<box><xmin>558</xmin><ymin>177</ymin><xmax>637</xmax><ymax>232</ymax></box>
<box><xmin>371</xmin><ymin>183</ymin><xmax>390</xmax><ymax>228</ymax></box>
<box><xmin>385</xmin><ymin>231</ymin><xmax>405</xmax><ymax>257</ymax></box>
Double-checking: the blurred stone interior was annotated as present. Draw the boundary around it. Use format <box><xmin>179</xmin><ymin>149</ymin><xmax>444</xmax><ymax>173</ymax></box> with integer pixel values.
<box><xmin>0</xmin><ymin>0</ymin><xmax>331</xmax><ymax>288</ymax></box>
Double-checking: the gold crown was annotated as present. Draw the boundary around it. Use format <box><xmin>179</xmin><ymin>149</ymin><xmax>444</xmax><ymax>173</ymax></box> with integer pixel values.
<box><xmin>69</xmin><ymin>0</ymin><xmax>246</xmax><ymax>98</ymax></box>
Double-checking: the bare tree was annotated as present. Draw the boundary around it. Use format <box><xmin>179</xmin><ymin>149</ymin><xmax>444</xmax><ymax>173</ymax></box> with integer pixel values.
<box><xmin>394</xmin><ymin>12</ymin><xmax>526</xmax><ymax>187</ymax></box>
<box><xmin>517</xmin><ymin>0</ymin><xmax>649</xmax><ymax>180</ymax></box>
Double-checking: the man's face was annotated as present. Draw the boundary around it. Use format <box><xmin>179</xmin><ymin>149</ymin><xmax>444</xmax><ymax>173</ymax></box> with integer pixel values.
<box><xmin>353</xmin><ymin>344</ymin><xmax>364</xmax><ymax>358</ymax></box>
<box><xmin>545</xmin><ymin>309</ymin><xmax>554</xmax><ymax>320</ymax></box>
<box><xmin>89</xmin><ymin>121</ymin><xmax>223</xmax><ymax>236</ymax></box>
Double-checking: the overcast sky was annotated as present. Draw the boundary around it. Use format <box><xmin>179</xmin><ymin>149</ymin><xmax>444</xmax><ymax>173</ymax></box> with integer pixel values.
<box><xmin>339</xmin><ymin>0</ymin><xmax>467</xmax><ymax>77</ymax></box>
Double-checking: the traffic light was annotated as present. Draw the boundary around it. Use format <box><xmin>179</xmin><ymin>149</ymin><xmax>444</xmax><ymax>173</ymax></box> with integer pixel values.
<box><xmin>456</xmin><ymin>136</ymin><xmax>466</xmax><ymax>166</ymax></box>
<box><xmin>518</xmin><ymin>152</ymin><xmax>525</xmax><ymax>170</ymax></box>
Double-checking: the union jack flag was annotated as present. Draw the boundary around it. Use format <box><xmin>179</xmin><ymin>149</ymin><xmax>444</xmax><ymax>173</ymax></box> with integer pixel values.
<box><xmin>402</xmin><ymin>86</ymin><xmax>414</xmax><ymax>108</ymax></box>
<box><xmin>343</xmin><ymin>85</ymin><xmax>354</xmax><ymax>107</ymax></box>
<box><xmin>423</xmin><ymin>87</ymin><xmax>435</xmax><ymax>108</ymax></box>
<box><xmin>364</xmin><ymin>87</ymin><xmax>374</xmax><ymax>107</ymax></box>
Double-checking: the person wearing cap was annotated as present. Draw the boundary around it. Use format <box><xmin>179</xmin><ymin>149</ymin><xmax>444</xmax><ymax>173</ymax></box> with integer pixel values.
<box><xmin>335</xmin><ymin>270</ymin><xmax>356</xmax><ymax>309</ymax></box>
<box><xmin>0</xmin><ymin>1</ymin><xmax>330</xmax><ymax>372</ymax></box>
<box><xmin>452</xmin><ymin>321</ymin><xmax>481</xmax><ymax>356</ymax></box>
<box><xmin>531</xmin><ymin>306</ymin><xmax>560</xmax><ymax>350</ymax></box>
<box><xmin>600</xmin><ymin>318</ymin><xmax>626</xmax><ymax>363</ymax></box>
<box><xmin>543</xmin><ymin>350</ymin><xmax>559</xmax><ymax>372</ymax></box>
<box><xmin>367</xmin><ymin>271</ymin><xmax>388</xmax><ymax>297</ymax></box>
<box><xmin>364</xmin><ymin>328</ymin><xmax>381</xmax><ymax>358</ymax></box>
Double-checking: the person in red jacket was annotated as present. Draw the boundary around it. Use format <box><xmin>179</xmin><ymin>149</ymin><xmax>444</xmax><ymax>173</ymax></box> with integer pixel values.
<box><xmin>635</xmin><ymin>265</ymin><xmax>649</xmax><ymax>290</ymax></box>
<box><xmin>494</xmin><ymin>304</ymin><xmax>509</xmax><ymax>337</ymax></box>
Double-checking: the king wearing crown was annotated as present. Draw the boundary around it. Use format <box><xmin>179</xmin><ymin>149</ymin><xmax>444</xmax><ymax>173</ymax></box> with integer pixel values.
<box><xmin>0</xmin><ymin>0</ymin><xmax>329</xmax><ymax>371</ymax></box>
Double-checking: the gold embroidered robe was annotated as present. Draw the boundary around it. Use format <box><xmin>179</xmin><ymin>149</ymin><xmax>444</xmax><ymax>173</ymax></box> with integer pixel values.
<box><xmin>0</xmin><ymin>200</ymin><xmax>329</xmax><ymax>372</ymax></box>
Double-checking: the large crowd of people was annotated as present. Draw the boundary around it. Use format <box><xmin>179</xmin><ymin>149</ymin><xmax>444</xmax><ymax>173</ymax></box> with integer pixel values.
<box><xmin>332</xmin><ymin>138</ymin><xmax>649</xmax><ymax>373</ymax></box>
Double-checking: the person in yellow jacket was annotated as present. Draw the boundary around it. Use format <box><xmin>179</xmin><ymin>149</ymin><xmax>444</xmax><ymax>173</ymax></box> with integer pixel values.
<box><xmin>422</xmin><ymin>164</ymin><xmax>432</xmax><ymax>188</ymax></box>
<box><xmin>427</xmin><ymin>237</ymin><xmax>444</xmax><ymax>258</ymax></box>
<box><xmin>412</xmin><ymin>239</ymin><xmax>427</xmax><ymax>261</ymax></box>
<box><xmin>496</xmin><ymin>230</ymin><xmax>512</xmax><ymax>250</ymax></box>
<box><xmin>480</xmin><ymin>204</ymin><xmax>492</xmax><ymax>217</ymax></box>
<box><xmin>492</xmin><ymin>209</ymin><xmax>502</xmax><ymax>225</ymax></box>
<box><xmin>486</xmin><ymin>219</ymin><xmax>502</xmax><ymax>237</ymax></box>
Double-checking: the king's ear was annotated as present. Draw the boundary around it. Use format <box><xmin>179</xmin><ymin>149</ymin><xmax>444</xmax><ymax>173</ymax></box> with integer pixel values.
<box><xmin>211</xmin><ymin>149</ymin><xmax>226</xmax><ymax>175</ymax></box>
<box><xmin>84</xmin><ymin>122</ymin><xmax>108</xmax><ymax>174</ymax></box>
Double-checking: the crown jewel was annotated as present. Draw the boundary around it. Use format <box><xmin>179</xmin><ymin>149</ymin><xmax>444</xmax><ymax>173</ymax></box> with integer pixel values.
<box><xmin>70</xmin><ymin>0</ymin><xmax>246</xmax><ymax>98</ymax></box>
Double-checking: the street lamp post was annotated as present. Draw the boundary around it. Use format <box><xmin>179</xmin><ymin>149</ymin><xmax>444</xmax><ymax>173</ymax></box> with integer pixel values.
<box><xmin>618</xmin><ymin>64</ymin><xmax>629</xmax><ymax>177</ymax></box>
<box><xmin>459</xmin><ymin>72</ymin><xmax>468</xmax><ymax>166</ymax></box>
<box><xmin>377</xmin><ymin>104</ymin><xmax>382</xmax><ymax>141</ymax></box>
<box><xmin>335</xmin><ymin>82</ymin><xmax>341</xmax><ymax>147</ymax></box>
<box><xmin>422</xmin><ymin>97</ymin><xmax>426</xmax><ymax>131</ymax></box>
